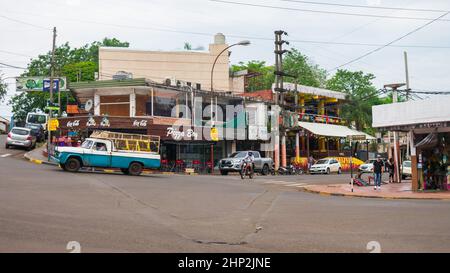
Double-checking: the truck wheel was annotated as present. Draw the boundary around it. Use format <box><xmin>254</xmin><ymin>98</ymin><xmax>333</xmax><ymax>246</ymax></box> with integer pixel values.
<box><xmin>128</xmin><ymin>162</ymin><xmax>143</xmax><ymax>176</ymax></box>
<box><xmin>121</xmin><ymin>168</ymin><xmax>130</xmax><ymax>175</ymax></box>
<box><xmin>220</xmin><ymin>170</ymin><xmax>228</xmax><ymax>175</ymax></box>
<box><xmin>261</xmin><ymin>164</ymin><xmax>269</xmax><ymax>176</ymax></box>
<box><xmin>65</xmin><ymin>158</ymin><xmax>81</xmax><ymax>172</ymax></box>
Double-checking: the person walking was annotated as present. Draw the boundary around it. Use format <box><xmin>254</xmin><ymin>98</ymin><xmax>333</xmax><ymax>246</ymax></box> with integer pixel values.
<box><xmin>387</xmin><ymin>158</ymin><xmax>395</xmax><ymax>183</ymax></box>
<box><xmin>373</xmin><ymin>155</ymin><xmax>384</xmax><ymax>190</ymax></box>
<box><xmin>307</xmin><ymin>155</ymin><xmax>315</xmax><ymax>173</ymax></box>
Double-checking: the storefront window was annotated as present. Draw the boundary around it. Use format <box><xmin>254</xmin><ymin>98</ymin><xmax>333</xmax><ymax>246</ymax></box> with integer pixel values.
<box><xmin>417</xmin><ymin>133</ymin><xmax>449</xmax><ymax>191</ymax></box>
<box><xmin>149</xmin><ymin>90</ymin><xmax>191</xmax><ymax>118</ymax></box>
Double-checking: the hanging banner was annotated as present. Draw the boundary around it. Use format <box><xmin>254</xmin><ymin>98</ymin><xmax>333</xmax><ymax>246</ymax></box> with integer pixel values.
<box><xmin>16</xmin><ymin>77</ymin><xmax>68</xmax><ymax>92</ymax></box>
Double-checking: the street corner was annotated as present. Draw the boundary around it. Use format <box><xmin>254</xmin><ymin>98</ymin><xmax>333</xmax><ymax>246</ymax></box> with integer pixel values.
<box><xmin>23</xmin><ymin>148</ymin><xmax>58</xmax><ymax>166</ymax></box>
<box><xmin>300</xmin><ymin>182</ymin><xmax>450</xmax><ymax>201</ymax></box>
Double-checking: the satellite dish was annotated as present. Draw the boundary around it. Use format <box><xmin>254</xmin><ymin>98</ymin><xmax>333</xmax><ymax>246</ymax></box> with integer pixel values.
<box><xmin>84</xmin><ymin>99</ymin><xmax>93</xmax><ymax>112</ymax></box>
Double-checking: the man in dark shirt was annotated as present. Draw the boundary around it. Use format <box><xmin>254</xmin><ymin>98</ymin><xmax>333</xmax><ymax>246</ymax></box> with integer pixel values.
<box><xmin>373</xmin><ymin>155</ymin><xmax>384</xmax><ymax>190</ymax></box>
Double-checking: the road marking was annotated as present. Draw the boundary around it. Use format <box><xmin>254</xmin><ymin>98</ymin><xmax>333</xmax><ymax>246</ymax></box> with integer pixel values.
<box><xmin>285</xmin><ymin>183</ymin><xmax>307</xmax><ymax>187</ymax></box>
<box><xmin>0</xmin><ymin>154</ymin><xmax>11</xmax><ymax>158</ymax></box>
<box><xmin>264</xmin><ymin>181</ymin><xmax>293</xmax><ymax>185</ymax></box>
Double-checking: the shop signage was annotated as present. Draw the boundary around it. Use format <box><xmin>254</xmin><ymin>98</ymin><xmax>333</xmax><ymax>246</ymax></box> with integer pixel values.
<box><xmin>347</xmin><ymin>135</ymin><xmax>366</xmax><ymax>141</ymax></box>
<box><xmin>16</xmin><ymin>76</ymin><xmax>68</xmax><ymax>92</ymax></box>
<box><xmin>48</xmin><ymin>119</ymin><xmax>59</xmax><ymax>131</ymax></box>
<box><xmin>166</xmin><ymin>127</ymin><xmax>199</xmax><ymax>140</ymax></box>
<box><xmin>133</xmin><ymin>120</ymin><xmax>148</xmax><ymax>127</ymax></box>
<box><xmin>210</xmin><ymin>127</ymin><xmax>219</xmax><ymax>141</ymax></box>
<box><xmin>60</xmin><ymin>116</ymin><xmax>152</xmax><ymax>130</ymax></box>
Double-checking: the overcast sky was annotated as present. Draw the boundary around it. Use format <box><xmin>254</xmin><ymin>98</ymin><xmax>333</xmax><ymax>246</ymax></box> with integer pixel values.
<box><xmin>1</xmin><ymin>0</ymin><xmax>450</xmax><ymax>119</ymax></box>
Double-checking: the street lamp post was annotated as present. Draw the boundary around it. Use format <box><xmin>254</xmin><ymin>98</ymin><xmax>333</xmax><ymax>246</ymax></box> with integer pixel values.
<box><xmin>209</xmin><ymin>40</ymin><xmax>250</xmax><ymax>174</ymax></box>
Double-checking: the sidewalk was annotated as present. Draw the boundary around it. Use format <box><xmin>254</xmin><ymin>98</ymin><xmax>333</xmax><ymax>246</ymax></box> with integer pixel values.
<box><xmin>23</xmin><ymin>145</ymin><xmax>57</xmax><ymax>165</ymax></box>
<box><xmin>302</xmin><ymin>181</ymin><xmax>450</xmax><ymax>200</ymax></box>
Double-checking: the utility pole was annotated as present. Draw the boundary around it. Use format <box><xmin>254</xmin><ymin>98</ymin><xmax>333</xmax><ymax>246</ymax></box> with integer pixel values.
<box><xmin>384</xmin><ymin>83</ymin><xmax>405</xmax><ymax>184</ymax></box>
<box><xmin>404</xmin><ymin>51</ymin><xmax>411</xmax><ymax>160</ymax></box>
<box><xmin>273</xmin><ymin>30</ymin><xmax>291</xmax><ymax>170</ymax></box>
<box><xmin>404</xmin><ymin>51</ymin><xmax>410</xmax><ymax>101</ymax></box>
<box><xmin>47</xmin><ymin>27</ymin><xmax>57</xmax><ymax>161</ymax></box>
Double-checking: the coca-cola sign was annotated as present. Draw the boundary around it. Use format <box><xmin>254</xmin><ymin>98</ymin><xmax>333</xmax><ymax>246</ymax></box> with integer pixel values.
<box><xmin>133</xmin><ymin>120</ymin><xmax>148</xmax><ymax>127</ymax></box>
<box><xmin>66</xmin><ymin>120</ymin><xmax>80</xmax><ymax>128</ymax></box>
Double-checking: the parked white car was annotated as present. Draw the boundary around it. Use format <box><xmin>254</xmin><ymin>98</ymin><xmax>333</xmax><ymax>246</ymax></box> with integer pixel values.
<box><xmin>359</xmin><ymin>159</ymin><xmax>376</xmax><ymax>173</ymax></box>
<box><xmin>402</xmin><ymin>160</ymin><xmax>412</xmax><ymax>179</ymax></box>
<box><xmin>309</xmin><ymin>158</ymin><xmax>342</xmax><ymax>174</ymax></box>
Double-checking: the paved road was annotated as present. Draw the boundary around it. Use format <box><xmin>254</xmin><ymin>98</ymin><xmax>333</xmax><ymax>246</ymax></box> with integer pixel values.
<box><xmin>0</xmin><ymin>134</ymin><xmax>449</xmax><ymax>252</ymax></box>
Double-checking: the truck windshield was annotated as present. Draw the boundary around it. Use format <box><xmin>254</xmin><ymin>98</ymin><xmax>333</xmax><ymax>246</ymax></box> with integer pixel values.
<box><xmin>230</xmin><ymin>152</ymin><xmax>248</xmax><ymax>158</ymax></box>
<box><xmin>27</xmin><ymin>114</ymin><xmax>47</xmax><ymax>124</ymax></box>
<box><xmin>81</xmin><ymin>140</ymin><xmax>93</xmax><ymax>149</ymax></box>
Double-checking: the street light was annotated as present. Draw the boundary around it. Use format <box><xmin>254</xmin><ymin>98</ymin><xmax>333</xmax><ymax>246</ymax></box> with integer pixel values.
<box><xmin>209</xmin><ymin>40</ymin><xmax>251</xmax><ymax>174</ymax></box>
<box><xmin>210</xmin><ymin>40</ymin><xmax>251</xmax><ymax>92</ymax></box>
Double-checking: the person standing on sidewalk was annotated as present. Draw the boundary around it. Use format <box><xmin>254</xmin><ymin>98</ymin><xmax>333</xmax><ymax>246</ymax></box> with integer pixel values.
<box><xmin>387</xmin><ymin>158</ymin><xmax>395</xmax><ymax>183</ymax></box>
<box><xmin>373</xmin><ymin>155</ymin><xmax>384</xmax><ymax>190</ymax></box>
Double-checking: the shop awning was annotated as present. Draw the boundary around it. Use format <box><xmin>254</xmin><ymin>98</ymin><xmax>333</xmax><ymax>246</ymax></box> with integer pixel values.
<box><xmin>298</xmin><ymin>121</ymin><xmax>376</xmax><ymax>140</ymax></box>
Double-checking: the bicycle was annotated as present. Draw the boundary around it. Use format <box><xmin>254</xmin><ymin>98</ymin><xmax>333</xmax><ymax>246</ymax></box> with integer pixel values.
<box><xmin>240</xmin><ymin>162</ymin><xmax>254</xmax><ymax>179</ymax></box>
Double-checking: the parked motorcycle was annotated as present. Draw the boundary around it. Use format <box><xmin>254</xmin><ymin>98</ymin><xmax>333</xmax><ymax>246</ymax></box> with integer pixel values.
<box><xmin>276</xmin><ymin>164</ymin><xmax>305</xmax><ymax>175</ymax></box>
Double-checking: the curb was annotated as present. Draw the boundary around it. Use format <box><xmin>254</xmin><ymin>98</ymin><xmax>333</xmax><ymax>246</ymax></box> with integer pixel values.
<box><xmin>24</xmin><ymin>152</ymin><xmax>58</xmax><ymax>166</ymax></box>
<box><xmin>300</xmin><ymin>187</ymin><xmax>450</xmax><ymax>201</ymax></box>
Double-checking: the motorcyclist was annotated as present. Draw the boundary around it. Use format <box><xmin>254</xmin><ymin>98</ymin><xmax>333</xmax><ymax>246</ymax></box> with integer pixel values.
<box><xmin>242</xmin><ymin>152</ymin><xmax>255</xmax><ymax>174</ymax></box>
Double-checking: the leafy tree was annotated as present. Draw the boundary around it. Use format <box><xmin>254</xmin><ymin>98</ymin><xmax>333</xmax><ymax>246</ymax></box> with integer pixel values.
<box><xmin>231</xmin><ymin>49</ymin><xmax>327</xmax><ymax>92</ymax></box>
<box><xmin>231</xmin><ymin>60</ymin><xmax>275</xmax><ymax>91</ymax></box>
<box><xmin>283</xmin><ymin>48</ymin><xmax>327</xmax><ymax>88</ymax></box>
<box><xmin>326</xmin><ymin>69</ymin><xmax>381</xmax><ymax>134</ymax></box>
<box><xmin>0</xmin><ymin>74</ymin><xmax>7</xmax><ymax>102</ymax></box>
<box><xmin>62</xmin><ymin>61</ymin><xmax>98</xmax><ymax>82</ymax></box>
<box><xmin>9</xmin><ymin>38</ymin><xmax>129</xmax><ymax>122</ymax></box>
<box><xmin>183</xmin><ymin>42</ymin><xmax>192</xmax><ymax>50</ymax></box>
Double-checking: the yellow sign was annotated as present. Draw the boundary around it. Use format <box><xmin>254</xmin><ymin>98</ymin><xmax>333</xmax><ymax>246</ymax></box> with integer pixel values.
<box><xmin>210</xmin><ymin>127</ymin><xmax>219</xmax><ymax>141</ymax></box>
<box><xmin>48</xmin><ymin>119</ymin><xmax>59</xmax><ymax>131</ymax></box>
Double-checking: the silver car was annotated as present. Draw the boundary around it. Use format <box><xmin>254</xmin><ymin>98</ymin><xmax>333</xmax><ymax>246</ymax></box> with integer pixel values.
<box><xmin>5</xmin><ymin>127</ymin><xmax>37</xmax><ymax>150</ymax></box>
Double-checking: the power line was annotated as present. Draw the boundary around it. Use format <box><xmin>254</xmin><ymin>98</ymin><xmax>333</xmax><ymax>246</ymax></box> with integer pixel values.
<box><xmin>328</xmin><ymin>11</ymin><xmax>450</xmax><ymax>72</ymax></box>
<box><xmin>280</xmin><ymin>0</ymin><xmax>449</xmax><ymax>13</ymax></box>
<box><xmin>0</xmin><ymin>62</ymin><xmax>27</xmax><ymax>70</ymax></box>
<box><xmin>0</xmin><ymin>14</ymin><xmax>51</xmax><ymax>30</ymax></box>
<box><xmin>3</xmin><ymin>10</ymin><xmax>450</xmax><ymax>50</ymax></box>
<box><xmin>0</xmin><ymin>49</ymin><xmax>33</xmax><ymax>58</ymax></box>
<box><xmin>209</xmin><ymin>0</ymin><xmax>450</xmax><ymax>21</ymax></box>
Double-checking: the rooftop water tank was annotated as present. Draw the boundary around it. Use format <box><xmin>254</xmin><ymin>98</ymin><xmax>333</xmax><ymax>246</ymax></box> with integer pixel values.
<box><xmin>214</xmin><ymin>33</ymin><xmax>226</xmax><ymax>44</ymax></box>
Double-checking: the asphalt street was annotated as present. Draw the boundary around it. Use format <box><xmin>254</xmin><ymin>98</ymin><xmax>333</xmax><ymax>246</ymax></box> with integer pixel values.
<box><xmin>1</xmin><ymin>135</ymin><xmax>450</xmax><ymax>253</ymax></box>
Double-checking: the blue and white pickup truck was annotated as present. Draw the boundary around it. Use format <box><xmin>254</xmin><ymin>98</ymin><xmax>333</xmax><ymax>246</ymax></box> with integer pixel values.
<box><xmin>54</xmin><ymin>137</ymin><xmax>160</xmax><ymax>176</ymax></box>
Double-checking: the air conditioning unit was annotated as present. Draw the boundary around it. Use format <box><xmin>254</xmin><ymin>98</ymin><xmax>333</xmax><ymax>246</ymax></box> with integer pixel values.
<box><xmin>113</xmin><ymin>71</ymin><xmax>133</xmax><ymax>80</ymax></box>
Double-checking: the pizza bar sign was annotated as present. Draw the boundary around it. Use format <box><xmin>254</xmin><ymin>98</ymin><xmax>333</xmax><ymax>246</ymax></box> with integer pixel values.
<box><xmin>166</xmin><ymin>127</ymin><xmax>198</xmax><ymax>140</ymax></box>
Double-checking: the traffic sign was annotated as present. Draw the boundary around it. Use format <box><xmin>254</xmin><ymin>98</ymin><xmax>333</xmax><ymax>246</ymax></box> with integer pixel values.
<box><xmin>347</xmin><ymin>135</ymin><xmax>366</xmax><ymax>141</ymax></box>
<box><xmin>210</xmin><ymin>127</ymin><xmax>219</xmax><ymax>141</ymax></box>
<box><xmin>48</xmin><ymin>118</ymin><xmax>59</xmax><ymax>131</ymax></box>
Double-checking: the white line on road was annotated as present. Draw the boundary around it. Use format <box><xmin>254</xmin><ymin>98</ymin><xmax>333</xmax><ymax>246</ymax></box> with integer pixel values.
<box><xmin>264</xmin><ymin>181</ymin><xmax>295</xmax><ymax>185</ymax></box>
<box><xmin>285</xmin><ymin>183</ymin><xmax>307</xmax><ymax>187</ymax></box>
<box><xmin>0</xmin><ymin>154</ymin><xmax>11</xmax><ymax>158</ymax></box>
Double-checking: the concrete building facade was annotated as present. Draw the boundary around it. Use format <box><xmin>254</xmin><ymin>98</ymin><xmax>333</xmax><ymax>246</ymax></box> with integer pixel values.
<box><xmin>99</xmin><ymin>33</ymin><xmax>244</xmax><ymax>93</ymax></box>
